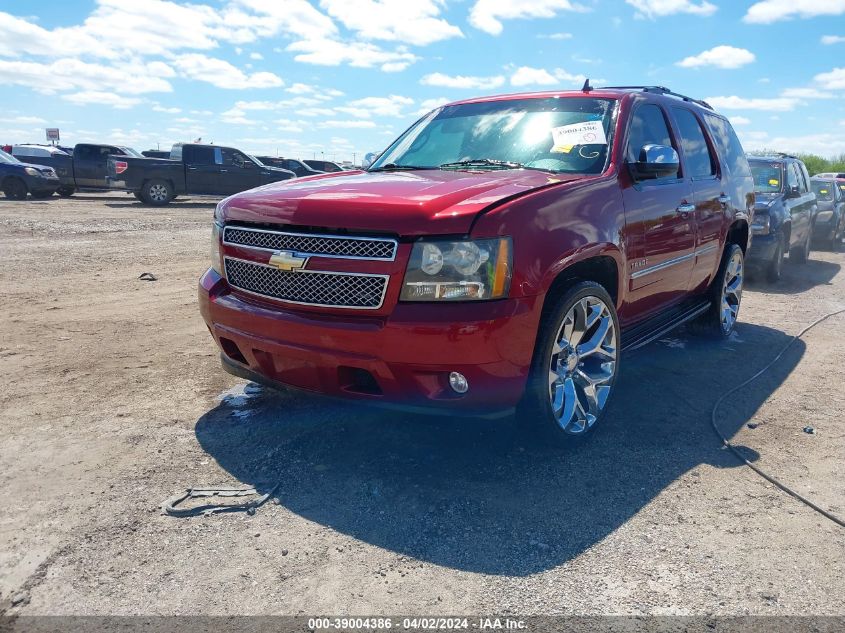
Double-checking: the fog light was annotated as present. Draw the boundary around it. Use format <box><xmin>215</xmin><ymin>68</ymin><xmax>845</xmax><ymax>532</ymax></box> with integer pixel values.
<box><xmin>449</xmin><ymin>371</ymin><xmax>469</xmax><ymax>394</ymax></box>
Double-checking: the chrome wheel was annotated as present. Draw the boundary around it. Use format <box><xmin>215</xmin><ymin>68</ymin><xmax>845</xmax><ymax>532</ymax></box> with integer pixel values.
<box><xmin>720</xmin><ymin>250</ymin><xmax>743</xmax><ymax>333</ymax></box>
<box><xmin>548</xmin><ymin>296</ymin><xmax>617</xmax><ymax>434</ymax></box>
<box><xmin>149</xmin><ymin>183</ymin><xmax>168</xmax><ymax>202</ymax></box>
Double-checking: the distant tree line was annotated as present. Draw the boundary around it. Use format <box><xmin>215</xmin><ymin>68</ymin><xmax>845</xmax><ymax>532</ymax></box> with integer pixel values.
<box><xmin>748</xmin><ymin>150</ymin><xmax>845</xmax><ymax>175</ymax></box>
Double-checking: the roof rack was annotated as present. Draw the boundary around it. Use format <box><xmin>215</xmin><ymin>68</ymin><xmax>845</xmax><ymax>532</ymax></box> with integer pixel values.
<box><xmin>600</xmin><ymin>85</ymin><xmax>714</xmax><ymax>110</ymax></box>
<box><xmin>772</xmin><ymin>152</ymin><xmax>798</xmax><ymax>160</ymax></box>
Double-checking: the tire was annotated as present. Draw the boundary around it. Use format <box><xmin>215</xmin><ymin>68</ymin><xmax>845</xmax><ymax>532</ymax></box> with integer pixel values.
<box><xmin>765</xmin><ymin>234</ymin><xmax>785</xmax><ymax>283</ymax></box>
<box><xmin>140</xmin><ymin>179</ymin><xmax>173</xmax><ymax>206</ymax></box>
<box><xmin>30</xmin><ymin>190</ymin><xmax>53</xmax><ymax>199</ymax></box>
<box><xmin>2</xmin><ymin>178</ymin><xmax>28</xmax><ymax>200</ymax></box>
<box><xmin>133</xmin><ymin>192</ymin><xmax>144</xmax><ymax>201</ymax></box>
<box><xmin>56</xmin><ymin>186</ymin><xmax>75</xmax><ymax>198</ymax></box>
<box><xmin>789</xmin><ymin>230</ymin><xmax>811</xmax><ymax>264</ymax></box>
<box><xmin>693</xmin><ymin>243</ymin><xmax>744</xmax><ymax>339</ymax></box>
<box><xmin>517</xmin><ymin>281</ymin><xmax>620</xmax><ymax>445</ymax></box>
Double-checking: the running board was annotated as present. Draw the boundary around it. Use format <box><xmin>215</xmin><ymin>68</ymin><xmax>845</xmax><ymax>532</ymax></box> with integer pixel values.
<box><xmin>621</xmin><ymin>300</ymin><xmax>711</xmax><ymax>352</ymax></box>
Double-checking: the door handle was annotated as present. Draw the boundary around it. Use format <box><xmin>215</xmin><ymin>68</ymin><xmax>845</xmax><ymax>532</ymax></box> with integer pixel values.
<box><xmin>219</xmin><ymin>169</ymin><xmax>229</xmax><ymax>173</ymax></box>
<box><xmin>677</xmin><ymin>203</ymin><xmax>695</xmax><ymax>214</ymax></box>
<box><xmin>718</xmin><ymin>194</ymin><xmax>731</xmax><ymax>205</ymax></box>
<box><xmin>187</xmin><ymin>167</ymin><xmax>198</xmax><ymax>171</ymax></box>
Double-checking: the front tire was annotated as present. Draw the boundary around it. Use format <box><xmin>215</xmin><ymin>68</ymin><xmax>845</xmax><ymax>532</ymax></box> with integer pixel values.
<box><xmin>518</xmin><ymin>281</ymin><xmax>620</xmax><ymax>444</ymax></box>
<box><xmin>694</xmin><ymin>244</ymin><xmax>744</xmax><ymax>339</ymax></box>
<box><xmin>789</xmin><ymin>230</ymin><xmax>811</xmax><ymax>264</ymax></box>
<box><xmin>765</xmin><ymin>234</ymin><xmax>785</xmax><ymax>283</ymax></box>
<box><xmin>56</xmin><ymin>186</ymin><xmax>75</xmax><ymax>198</ymax></box>
<box><xmin>140</xmin><ymin>179</ymin><xmax>173</xmax><ymax>206</ymax></box>
<box><xmin>2</xmin><ymin>178</ymin><xmax>28</xmax><ymax>200</ymax></box>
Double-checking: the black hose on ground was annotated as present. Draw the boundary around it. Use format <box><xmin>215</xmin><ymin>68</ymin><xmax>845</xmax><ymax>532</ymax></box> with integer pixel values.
<box><xmin>710</xmin><ymin>308</ymin><xmax>845</xmax><ymax>528</ymax></box>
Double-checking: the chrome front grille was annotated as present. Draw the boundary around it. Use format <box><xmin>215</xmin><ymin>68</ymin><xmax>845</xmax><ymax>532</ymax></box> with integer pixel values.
<box><xmin>224</xmin><ymin>257</ymin><xmax>388</xmax><ymax>309</ymax></box>
<box><xmin>223</xmin><ymin>226</ymin><xmax>397</xmax><ymax>260</ymax></box>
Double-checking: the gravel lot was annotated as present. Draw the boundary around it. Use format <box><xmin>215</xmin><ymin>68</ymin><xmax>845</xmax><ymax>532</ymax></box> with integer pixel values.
<box><xmin>0</xmin><ymin>193</ymin><xmax>843</xmax><ymax>617</ymax></box>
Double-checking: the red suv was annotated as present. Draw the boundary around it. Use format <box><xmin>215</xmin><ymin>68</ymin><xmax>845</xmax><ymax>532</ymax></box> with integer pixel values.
<box><xmin>199</xmin><ymin>86</ymin><xmax>753</xmax><ymax>443</ymax></box>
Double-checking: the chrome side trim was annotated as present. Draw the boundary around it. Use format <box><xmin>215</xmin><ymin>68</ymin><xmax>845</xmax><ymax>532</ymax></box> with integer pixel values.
<box><xmin>695</xmin><ymin>243</ymin><xmax>718</xmax><ymax>256</ymax></box>
<box><xmin>223</xmin><ymin>226</ymin><xmax>398</xmax><ymax>261</ymax></box>
<box><xmin>223</xmin><ymin>256</ymin><xmax>390</xmax><ymax>310</ymax></box>
<box><xmin>630</xmin><ymin>252</ymin><xmax>694</xmax><ymax>280</ymax></box>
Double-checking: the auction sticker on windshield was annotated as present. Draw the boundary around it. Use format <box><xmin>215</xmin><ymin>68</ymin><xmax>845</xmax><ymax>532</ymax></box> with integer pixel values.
<box><xmin>551</xmin><ymin>121</ymin><xmax>607</xmax><ymax>153</ymax></box>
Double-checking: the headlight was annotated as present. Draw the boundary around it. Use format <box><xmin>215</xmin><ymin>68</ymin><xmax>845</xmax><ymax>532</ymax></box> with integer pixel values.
<box><xmin>211</xmin><ymin>222</ymin><xmax>223</xmax><ymax>275</ymax></box>
<box><xmin>751</xmin><ymin>213</ymin><xmax>770</xmax><ymax>236</ymax></box>
<box><xmin>400</xmin><ymin>237</ymin><xmax>512</xmax><ymax>302</ymax></box>
<box><xmin>24</xmin><ymin>167</ymin><xmax>40</xmax><ymax>176</ymax></box>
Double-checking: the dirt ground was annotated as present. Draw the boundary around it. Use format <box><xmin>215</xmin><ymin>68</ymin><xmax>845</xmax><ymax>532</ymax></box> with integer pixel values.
<box><xmin>0</xmin><ymin>192</ymin><xmax>843</xmax><ymax>617</ymax></box>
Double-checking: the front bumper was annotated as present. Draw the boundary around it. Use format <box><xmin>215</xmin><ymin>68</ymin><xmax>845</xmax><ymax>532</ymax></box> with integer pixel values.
<box><xmin>745</xmin><ymin>232</ymin><xmax>779</xmax><ymax>265</ymax></box>
<box><xmin>199</xmin><ymin>269</ymin><xmax>542</xmax><ymax>415</ymax></box>
<box><xmin>24</xmin><ymin>174</ymin><xmax>60</xmax><ymax>194</ymax></box>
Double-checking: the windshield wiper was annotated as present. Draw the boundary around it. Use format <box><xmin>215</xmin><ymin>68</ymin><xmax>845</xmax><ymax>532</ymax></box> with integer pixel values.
<box><xmin>370</xmin><ymin>163</ymin><xmax>435</xmax><ymax>171</ymax></box>
<box><xmin>440</xmin><ymin>158</ymin><xmax>524</xmax><ymax>170</ymax></box>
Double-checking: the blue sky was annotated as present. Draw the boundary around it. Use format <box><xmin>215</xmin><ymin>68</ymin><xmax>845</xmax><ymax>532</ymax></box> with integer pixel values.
<box><xmin>1</xmin><ymin>0</ymin><xmax>844</xmax><ymax>162</ymax></box>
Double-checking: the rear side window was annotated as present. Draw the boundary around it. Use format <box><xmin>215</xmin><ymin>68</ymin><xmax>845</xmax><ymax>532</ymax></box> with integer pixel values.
<box><xmin>75</xmin><ymin>145</ymin><xmax>97</xmax><ymax>161</ymax></box>
<box><xmin>703</xmin><ymin>114</ymin><xmax>751</xmax><ymax>179</ymax></box>
<box><xmin>170</xmin><ymin>145</ymin><xmax>183</xmax><ymax>161</ymax></box>
<box><xmin>787</xmin><ymin>163</ymin><xmax>799</xmax><ymax>190</ymax></box>
<box><xmin>626</xmin><ymin>104</ymin><xmax>679</xmax><ymax>179</ymax></box>
<box><xmin>672</xmin><ymin>108</ymin><xmax>715</xmax><ymax>179</ymax></box>
<box><xmin>189</xmin><ymin>146</ymin><xmax>215</xmax><ymax>165</ymax></box>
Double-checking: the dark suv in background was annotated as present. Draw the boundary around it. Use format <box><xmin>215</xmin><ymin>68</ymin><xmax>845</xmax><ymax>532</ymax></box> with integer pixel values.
<box><xmin>810</xmin><ymin>176</ymin><xmax>845</xmax><ymax>248</ymax></box>
<box><xmin>747</xmin><ymin>155</ymin><xmax>817</xmax><ymax>281</ymax></box>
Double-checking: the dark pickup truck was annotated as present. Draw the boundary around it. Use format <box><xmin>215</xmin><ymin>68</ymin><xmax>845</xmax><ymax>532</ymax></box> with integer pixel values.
<box><xmin>11</xmin><ymin>143</ymin><xmax>144</xmax><ymax>197</ymax></box>
<box><xmin>109</xmin><ymin>143</ymin><xmax>297</xmax><ymax>205</ymax></box>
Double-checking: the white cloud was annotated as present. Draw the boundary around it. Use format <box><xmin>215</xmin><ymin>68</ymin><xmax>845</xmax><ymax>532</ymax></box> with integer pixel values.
<box><xmin>416</xmin><ymin>97</ymin><xmax>451</xmax><ymax>114</ymax></box>
<box><xmin>510</xmin><ymin>66</ymin><xmax>586</xmax><ymax>86</ymax></box>
<box><xmin>0</xmin><ymin>58</ymin><xmax>173</xmax><ymax>95</ymax></box>
<box><xmin>420</xmin><ymin>72</ymin><xmax>505</xmax><ymax>89</ymax></box>
<box><xmin>625</xmin><ymin>0</ymin><xmax>717</xmax><ymax>19</ymax></box>
<box><xmin>821</xmin><ymin>35</ymin><xmax>845</xmax><ymax>44</ymax></box>
<box><xmin>729</xmin><ymin>116</ymin><xmax>751</xmax><ymax>126</ymax></box>
<box><xmin>345</xmin><ymin>95</ymin><xmax>414</xmax><ymax>117</ymax></box>
<box><xmin>537</xmin><ymin>32</ymin><xmax>573</xmax><ymax>39</ymax></box>
<box><xmin>274</xmin><ymin>118</ymin><xmax>306</xmax><ymax>132</ymax></box>
<box><xmin>744</xmin><ymin>0</ymin><xmax>845</xmax><ymax>24</ymax></box>
<box><xmin>171</xmin><ymin>54</ymin><xmax>283</xmax><ymax>89</ymax></box>
<box><xmin>676</xmin><ymin>45</ymin><xmax>755</xmax><ymax>69</ymax></box>
<box><xmin>469</xmin><ymin>0</ymin><xmax>587</xmax><ymax>36</ymax></box>
<box><xmin>319</xmin><ymin>0</ymin><xmax>463</xmax><ymax>46</ymax></box>
<box><xmin>739</xmin><ymin>131</ymin><xmax>845</xmax><ymax>157</ymax></box>
<box><xmin>286</xmin><ymin>38</ymin><xmax>418</xmax><ymax>71</ymax></box>
<box><xmin>152</xmin><ymin>105</ymin><xmax>181</xmax><ymax>114</ymax></box>
<box><xmin>781</xmin><ymin>87</ymin><xmax>835</xmax><ymax>99</ymax></box>
<box><xmin>249</xmin><ymin>52</ymin><xmax>264</xmax><ymax>60</ymax></box>
<box><xmin>0</xmin><ymin>115</ymin><xmax>47</xmax><ymax>125</ymax></box>
<box><xmin>318</xmin><ymin>120</ymin><xmax>378</xmax><ymax>128</ymax></box>
<box><xmin>705</xmin><ymin>95</ymin><xmax>800</xmax><ymax>111</ymax></box>
<box><xmin>814</xmin><ymin>67</ymin><xmax>845</xmax><ymax>90</ymax></box>
<box><xmin>62</xmin><ymin>91</ymin><xmax>143</xmax><ymax>109</ymax></box>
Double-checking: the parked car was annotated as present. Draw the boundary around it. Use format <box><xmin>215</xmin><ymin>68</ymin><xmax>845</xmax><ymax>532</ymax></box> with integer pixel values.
<box><xmin>810</xmin><ymin>177</ymin><xmax>845</xmax><ymax>248</ymax></box>
<box><xmin>815</xmin><ymin>171</ymin><xmax>845</xmax><ymax>179</ymax></box>
<box><xmin>199</xmin><ymin>86</ymin><xmax>753</xmax><ymax>444</ymax></box>
<box><xmin>0</xmin><ymin>148</ymin><xmax>60</xmax><ymax>199</ymax></box>
<box><xmin>11</xmin><ymin>143</ymin><xmax>144</xmax><ymax>197</ymax></box>
<box><xmin>255</xmin><ymin>157</ymin><xmax>323</xmax><ymax>177</ymax></box>
<box><xmin>747</xmin><ymin>155</ymin><xmax>818</xmax><ymax>281</ymax></box>
<box><xmin>141</xmin><ymin>150</ymin><xmax>171</xmax><ymax>159</ymax></box>
<box><xmin>108</xmin><ymin>143</ymin><xmax>296</xmax><ymax>205</ymax></box>
<box><xmin>303</xmin><ymin>159</ymin><xmax>345</xmax><ymax>173</ymax></box>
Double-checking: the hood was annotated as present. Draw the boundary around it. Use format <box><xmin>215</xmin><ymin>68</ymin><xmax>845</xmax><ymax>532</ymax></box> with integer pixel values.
<box><xmin>754</xmin><ymin>191</ymin><xmax>782</xmax><ymax>209</ymax></box>
<box><xmin>219</xmin><ymin>169</ymin><xmax>585</xmax><ymax>236</ymax></box>
<box><xmin>7</xmin><ymin>160</ymin><xmax>56</xmax><ymax>176</ymax></box>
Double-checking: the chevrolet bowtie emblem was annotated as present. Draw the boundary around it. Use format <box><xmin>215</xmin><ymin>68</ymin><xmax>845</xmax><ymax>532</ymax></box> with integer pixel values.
<box><xmin>268</xmin><ymin>250</ymin><xmax>308</xmax><ymax>272</ymax></box>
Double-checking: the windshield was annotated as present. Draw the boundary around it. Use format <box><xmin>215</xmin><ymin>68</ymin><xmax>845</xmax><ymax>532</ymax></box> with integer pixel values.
<box><xmin>750</xmin><ymin>161</ymin><xmax>783</xmax><ymax>193</ymax></box>
<box><xmin>120</xmin><ymin>147</ymin><xmax>144</xmax><ymax>158</ymax></box>
<box><xmin>811</xmin><ymin>181</ymin><xmax>834</xmax><ymax>201</ymax></box>
<box><xmin>371</xmin><ymin>97</ymin><xmax>617</xmax><ymax>175</ymax></box>
<box><xmin>0</xmin><ymin>149</ymin><xmax>20</xmax><ymax>164</ymax></box>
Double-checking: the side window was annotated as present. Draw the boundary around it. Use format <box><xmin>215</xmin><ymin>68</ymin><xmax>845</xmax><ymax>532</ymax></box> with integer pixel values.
<box><xmin>786</xmin><ymin>163</ymin><xmax>799</xmax><ymax>190</ymax></box>
<box><xmin>213</xmin><ymin>147</ymin><xmax>223</xmax><ymax>165</ymax></box>
<box><xmin>626</xmin><ymin>104</ymin><xmax>679</xmax><ymax>179</ymax></box>
<box><xmin>190</xmin><ymin>146</ymin><xmax>215</xmax><ymax>165</ymax></box>
<box><xmin>703</xmin><ymin>114</ymin><xmax>752</xmax><ymax>179</ymax></box>
<box><xmin>221</xmin><ymin>149</ymin><xmax>247</xmax><ymax>167</ymax></box>
<box><xmin>672</xmin><ymin>108</ymin><xmax>716</xmax><ymax>179</ymax></box>
<box><xmin>798</xmin><ymin>163</ymin><xmax>811</xmax><ymax>193</ymax></box>
<box><xmin>76</xmin><ymin>145</ymin><xmax>96</xmax><ymax>161</ymax></box>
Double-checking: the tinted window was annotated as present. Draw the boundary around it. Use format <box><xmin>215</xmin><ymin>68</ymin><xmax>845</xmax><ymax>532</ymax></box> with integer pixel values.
<box><xmin>75</xmin><ymin>145</ymin><xmax>98</xmax><ymax>160</ymax></box>
<box><xmin>626</xmin><ymin>104</ymin><xmax>679</xmax><ymax>179</ymax></box>
<box><xmin>170</xmin><ymin>145</ymin><xmax>183</xmax><ymax>161</ymax></box>
<box><xmin>796</xmin><ymin>162</ymin><xmax>810</xmax><ymax>193</ymax></box>
<box><xmin>750</xmin><ymin>161</ymin><xmax>782</xmax><ymax>193</ymax></box>
<box><xmin>673</xmin><ymin>108</ymin><xmax>715</xmax><ymax>179</ymax></box>
<box><xmin>703</xmin><ymin>114</ymin><xmax>751</xmax><ymax>178</ymax></box>
<box><xmin>189</xmin><ymin>146</ymin><xmax>215</xmax><ymax>165</ymax></box>
<box><xmin>787</xmin><ymin>163</ymin><xmax>799</xmax><ymax>190</ymax></box>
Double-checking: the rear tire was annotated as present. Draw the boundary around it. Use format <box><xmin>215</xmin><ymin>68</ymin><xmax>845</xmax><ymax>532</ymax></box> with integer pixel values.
<box><xmin>765</xmin><ymin>234</ymin><xmax>785</xmax><ymax>283</ymax></box>
<box><xmin>140</xmin><ymin>179</ymin><xmax>173</xmax><ymax>206</ymax></box>
<box><xmin>517</xmin><ymin>281</ymin><xmax>620</xmax><ymax>446</ymax></box>
<box><xmin>133</xmin><ymin>191</ymin><xmax>144</xmax><ymax>201</ymax></box>
<box><xmin>2</xmin><ymin>178</ymin><xmax>28</xmax><ymax>200</ymax></box>
<box><xmin>693</xmin><ymin>244</ymin><xmax>744</xmax><ymax>339</ymax></box>
<box><xmin>789</xmin><ymin>230</ymin><xmax>811</xmax><ymax>264</ymax></box>
<box><xmin>56</xmin><ymin>186</ymin><xmax>75</xmax><ymax>198</ymax></box>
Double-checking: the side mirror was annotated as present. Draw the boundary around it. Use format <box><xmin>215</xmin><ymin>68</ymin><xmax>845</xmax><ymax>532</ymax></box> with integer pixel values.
<box><xmin>784</xmin><ymin>185</ymin><xmax>800</xmax><ymax>199</ymax></box>
<box><xmin>628</xmin><ymin>144</ymin><xmax>679</xmax><ymax>181</ymax></box>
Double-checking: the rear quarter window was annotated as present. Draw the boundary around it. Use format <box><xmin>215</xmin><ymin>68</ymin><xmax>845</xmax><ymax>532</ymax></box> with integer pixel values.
<box><xmin>703</xmin><ymin>114</ymin><xmax>751</xmax><ymax>179</ymax></box>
